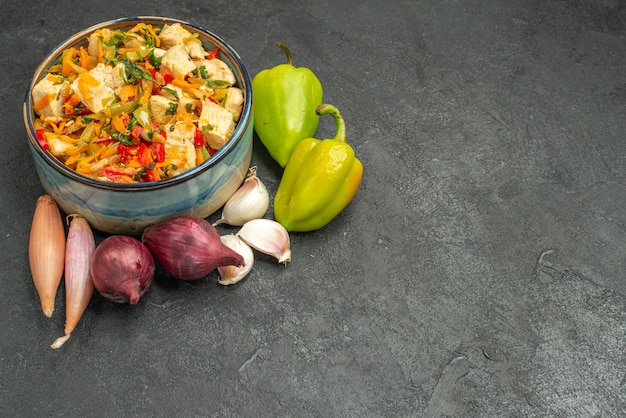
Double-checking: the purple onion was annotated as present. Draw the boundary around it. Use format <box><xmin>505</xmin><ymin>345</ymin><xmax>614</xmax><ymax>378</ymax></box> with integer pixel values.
<box><xmin>142</xmin><ymin>215</ymin><xmax>244</xmax><ymax>281</ymax></box>
<box><xmin>90</xmin><ymin>235</ymin><xmax>155</xmax><ymax>304</ymax></box>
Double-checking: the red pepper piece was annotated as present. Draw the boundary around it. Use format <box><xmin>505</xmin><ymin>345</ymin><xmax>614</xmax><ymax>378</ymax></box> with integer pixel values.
<box><xmin>193</xmin><ymin>128</ymin><xmax>204</xmax><ymax>147</ymax></box>
<box><xmin>35</xmin><ymin>129</ymin><xmax>50</xmax><ymax>150</ymax></box>
<box><xmin>162</xmin><ymin>71</ymin><xmax>174</xmax><ymax>84</ymax></box>
<box><xmin>117</xmin><ymin>143</ymin><xmax>132</xmax><ymax>164</ymax></box>
<box><xmin>73</xmin><ymin>106</ymin><xmax>91</xmax><ymax>116</ymax></box>
<box><xmin>141</xmin><ymin>168</ymin><xmax>160</xmax><ymax>182</ymax></box>
<box><xmin>137</xmin><ymin>142</ymin><xmax>152</xmax><ymax>167</ymax></box>
<box><xmin>207</xmin><ymin>47</ymin><xmax>219</xmax><ymax>60</ymax></box>
<box><xmin>151</xmin><ymin>142</ymin><xmax>165</xmax><ymax>162</ymax></box>
<box><xmin>130</xmin><ymin>124</ymin><xmax>143</xmax><ymax>140</ymax></box>
<box><xmin>101</xmin><ymin>167</ymin><xmax>131</xmax><ymax>182</ymax></box>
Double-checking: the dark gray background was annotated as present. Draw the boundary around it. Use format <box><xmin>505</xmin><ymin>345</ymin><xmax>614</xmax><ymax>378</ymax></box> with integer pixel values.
<box><xmin>1</xmin><ymin>0</ymin><xmax>624</xmax><ymax>416</ymax></box>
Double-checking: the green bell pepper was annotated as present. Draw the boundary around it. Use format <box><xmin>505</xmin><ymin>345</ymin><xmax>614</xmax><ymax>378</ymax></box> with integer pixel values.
<box><xmin>274</xmin><ymin>104</ymin><xmax>363</xmax><ymax>232</ymax></box>
<box><xmin>252</xmin><ymin>42</ymin><xmax>323</xmax><ymax>167</ymax></box>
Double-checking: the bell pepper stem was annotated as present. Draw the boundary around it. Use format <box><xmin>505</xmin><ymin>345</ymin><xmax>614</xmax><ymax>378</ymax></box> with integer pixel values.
<box><xmin>316</xmin><ymin>104</ymin><xmax>346</xmax><ymax>143</ymax></box>
<box><xmin>276</xmin><ymin>42</ymin><xmax>293</xmax><ymax>66</ymax></box>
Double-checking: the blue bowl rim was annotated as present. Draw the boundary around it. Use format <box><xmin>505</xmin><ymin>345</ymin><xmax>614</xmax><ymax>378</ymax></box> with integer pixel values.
<box><xmin>23</xmin><ymin>16</ymin><xmax>252</xmax><ymax>192</ymax></box>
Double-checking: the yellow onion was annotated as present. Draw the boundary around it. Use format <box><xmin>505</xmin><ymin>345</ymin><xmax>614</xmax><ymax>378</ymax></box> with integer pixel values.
<box><xmin>51</xmin><ymin>215</ymin><xmax>95</xmax><ymax>349</ymax></box>
<box><xmin>28</xmin><ymin>195</ymin><xmax>65</xmax><ymax>317</ymax></box>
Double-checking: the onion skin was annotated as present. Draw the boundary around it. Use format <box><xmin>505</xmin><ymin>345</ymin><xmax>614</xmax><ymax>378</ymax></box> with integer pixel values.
<box><xmin>52</xmin><ymin>215</ymin><xmax>95</xmax><ymax>349</ymax></box>
<box><xmin>142</xmin><ymin>215</ymin><xmax>245</xmax><ymax>281</ymax></box>
<box><xmin>90</xmin><ymin>235</ymin><xmax>155</xmax><ymax>304</ymax></box>
<box><xmin>29</xmin><ymin>195</ymin><xmax>65</xmax><ymax>318</ymax></box>
<box><xmin>64</xmin><ymin>216</ymin><xmax>95</xmax><ymax>333</ymax></box>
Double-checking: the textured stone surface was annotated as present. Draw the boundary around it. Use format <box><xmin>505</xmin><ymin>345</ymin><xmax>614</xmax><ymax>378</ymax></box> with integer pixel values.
<box><xmin>0</xmin><ymin>0</ymin><xmax>624</xmax><ymax>416</ymax></box>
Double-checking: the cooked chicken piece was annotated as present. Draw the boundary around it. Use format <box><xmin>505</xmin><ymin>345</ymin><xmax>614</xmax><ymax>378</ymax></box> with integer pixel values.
<box><xmin>159</xmin><ymin>23</ymin><xmax>208</xmax><ymax>59</ymax></box>
<box><xmin>63</xmin><ymin>119</ymin><xmax>83</xmax><ymax>135</ymax></box>
<box><xmin>153</xmin><ymin>47</ymin><xmax>167</xmax><ymax>58</ymax></box>
<box><xmin>179</xmin><ymin>96</ymin><xmax>198</xmax><ymax>118</ymax></box>
<box><xmin>158</xmin><ymin>23</ymin><xmax>193</xmax><ymax>49</ymax></box>
<box><xmin>188</xmin><ymin>85</ymin><xmax>215</xmax><ymax>102</ymax></box>
<box><xmin>163</xmin><ymin>120</ymin><xmax>197</xmax><ymax>173</ymax></box>
<box><xmin>198</xmin><ymin>99</ymin><xmax>235</xmax><ymax>150</ymax></box>
<box><xmin>149</xmin><ymin>94</ymin><xmax>177</xmax><ymax>124</ymax></box>
<box><xmin>158</xmin><ymin>83</ymin><xmax>197</xmax><ymax>118</ymax></box>
<box><xmin>46</xmin><ymin>134</ymin><xmax>72</xmax><ymax>157</ymax></box>
<box><xmin>124</xmin><ymin>32</ymin><xmax>146</xmax><ymax>49</ymax></box>
<box><xmin>31</xmin><ymin>74</ymin><xmax>70</xmax><ymax>119</ymax></box>
<box><xmin>91</xmin><ymin>62</ymin><xmax>126</xmax><ymax>93</ymax></box>
<box><xmin>160</xmin><ymin>45</ymin><xmax>196</xmax><ymax>80</ymax></box>
<box><xmin>222</xmin><ymin>87</ymin><xmax>244</xmax><ymax>120</ymax></box>
<box><xmin>185</xmin><ymin>39</ymin><xmax>207</xmax><ymax>60</ymax></box>
<box><xmin>159</xmin><ymin>83</ymin><xmax>184</xmax><ymax>101</ymax></box>
<box><xmin>88</xmin><ymin>28</ymin><xmax>113</xmax><ymax>59</ymax></box>
<box><xmin>194</xmin><ymin>58</ymin><xmax>236</xmax><ymax>86</ymax></box>
<box><xmin>70</xmin><ymin>62</ymin><xmax>126</xmax><ymax>114</ymax></box>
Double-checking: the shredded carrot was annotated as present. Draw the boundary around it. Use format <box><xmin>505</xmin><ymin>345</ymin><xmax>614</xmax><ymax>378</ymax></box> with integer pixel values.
<box><xmin>78</xmin><ymin>46</ymin><xmax>94</xmax><ymax>70</ymax></box>
<box><xmin>102</xmin><ymin>143</ymin><xmax>119</xmax><ymax>158</ymax></box>
<box><xmin>47</xmin><ymin>120</ymin><xmax>65</xmax><ymax>135</ymax></box>
<box><xmin>125</xmin><ymin>160</ymin><xmax>142</xmax><ymax>169</ymax></box>
<box><xmin>195</xmin><ymin>148</ymin><xmax>204</xmax><ymax>166</ymax></box>
<box><xmin>34</xmin><ymin>94</ymin><xmax>55</xmax><ymax>112</ymax></box>
<box><xmin>118</xmin><ymin>84</ymin><xmax>138</xmax><ymax>103</ymax></box>
<box><xmin>93</xmin><ymin>121</ymin><xmax>102</xmax><ymax>137</ymax></box>
<box><xmin>64</xmin><ymin>154</ymin><xmax>80</xmax><ymax>166</ymax></box>
<box><xmin>52</xmin><ymin>133</ymin><xmax>78</xmax><ymax>144</ymax></box>
<box><xmin>96</xmin><ymin>41</ymin><xmax>104</xmax><ymax>63</ymax></box>
<box><xmin>139</xmin><ymin>80</ymin><xmax>152</xmax><ymax>105</ymax></box>
<box><xmin>61</xmin><ymin>48</ymin><xmax>77</xmax><ymax>77</ymax></box>
<box><xmin>65</xmin><ymin>146</ymin><xmax>82</xmax><ymax>156</ymax></box>
<box><xmin>111</xmin><ymin>114</ymin><xmax>129</xmax><ymax>134</ymax></box>
<box><xmin>171</xmin><ymin>78</ymin><xmax>202</xmax><ymax>91</ymax></box>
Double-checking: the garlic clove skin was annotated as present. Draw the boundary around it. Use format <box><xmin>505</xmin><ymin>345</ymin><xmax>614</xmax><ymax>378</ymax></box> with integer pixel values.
<box><xmin>213</xmin><ymin>167</ymin><xmax>270</xmax><ymax>227</ymax></box>
<box><xmin>237</xmin><ymin>219</ymin><xmax>292</xmax><ymax>265</ymax></box>
<box><xmin>217</xmin><ymin>234</ymin><xmax>254</xmax><ymax>285</ymax></box>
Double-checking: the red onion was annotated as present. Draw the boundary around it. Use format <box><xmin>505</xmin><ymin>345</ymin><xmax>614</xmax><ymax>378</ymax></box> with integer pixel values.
<box><xmin>142</xmin><ymin>215</ymin><xmax>244</xmax><ymax>281</ymax></box>
<box><xmin>90</xmin><ymin>235</ymin><xmax>155</xmax><ymax>304</ymax></box>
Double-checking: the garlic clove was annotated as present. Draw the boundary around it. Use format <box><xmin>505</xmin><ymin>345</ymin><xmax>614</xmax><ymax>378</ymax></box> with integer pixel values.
<box><xmin>213</xmin><ymin>166</ymin><xmax>269</xmax><ymax>227</ymax></box>
<box><xmin>237</xmin><ymin>218</ymin><xmax>292</xmax><ymax>264</ymax></box>
<box><xmin>217</xmin><ymin>234</ymin><xmax>254</xmax><ymax>285</ymax></box>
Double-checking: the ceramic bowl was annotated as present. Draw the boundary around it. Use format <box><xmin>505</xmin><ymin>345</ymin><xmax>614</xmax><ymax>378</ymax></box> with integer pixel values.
<box><xmin>23</xmin><ymin>17</ymin><xmax>253</xmax><ymax>235</ymax></box>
